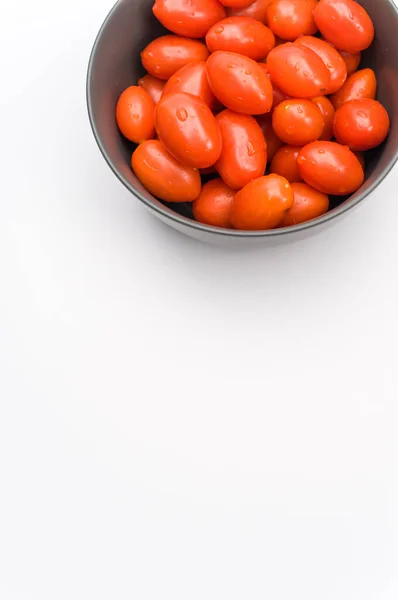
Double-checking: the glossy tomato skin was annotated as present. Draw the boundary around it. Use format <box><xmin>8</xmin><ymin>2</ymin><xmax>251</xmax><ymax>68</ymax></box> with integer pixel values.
<box><xmin>270</xmin><ymin>145</ymin><xmax>303</xmax><ymax>182</ymax></box>
<box><xmin>311</xmin><ymin>96</ymin><xmax>335</xmax><ymax>141</ymax></box>
<box><xmin>256</xmin><ymin>114</ymin><xmax>284</xmax><ymax>160</ymax></box>
<box><xmin>219</xmin><ymin>0</ymin><xmax>254</xmax><ymax>9</ymax></box>
<box><xmin>138</xmin><ymin>75</ymin><xmax>166</xmax><ymax>104</ymax></box>
<box><xmin>215</xmin><ymin>109</ymin><xmax>267</xmax><ymax>189</ymax></box>
<box><xmin>153</xmin><ymin>0</ymin><xmax>226</xmax><ymax>38</ymax></box>
<box><xmin>155</xmin><ymin>92</ymin><xmax>222</xmax><ymax>168</ymax></box>
<box><xmin>267</xmin><ymin>0</ymin><xmax>318</xmax><ymax>41</ymax></box>
<box><xmin>206</xmin><ymin>17</ymin><xmax>275</xmax><ymax>61</ymax></box>
<box><xmin>314</xmin><ymin>0</ymin><xmax>374</xmax><ymax>53</ymax></box>
<box><xmin>227</xmin><ymin>0</ymin><xmax>273</xmax><ymax>23</ymax></box>
<box><xmin>330</xmin><ymin>68</ymin><xmax>376</xmax><ymax>110</ymax></box>
<box><xmin>132</xmin><ymin>140</ymin><xmax>201</xmax><ymax>202</ymax></box>
<box><xmin>266</xmin><ymin>43</ymin><xmax>330</xmax><ymax>98</ymax></box>
<box><xmin>333</xmin><ymin>99</ymin><xmax>390</xmax><ymax>151</ymax></box>
<box><xmin>206</xmin><ymin>51</ymin><xmax>273</xmax><ymax>114</ymax></box>
<box><xmin>162</xmin><ymin>61</ymin><xmax>216</xmax><ymax>109</ymax></box>
<box><xmin>295</xmin><ymin>36</ymin><xmax>347</xmax><ymax>94</ymax></box>
<box><xmin>281</xmin><ymin>182</ymin><xmax>329</xmax><ymax>226</ymax></box>
<box><xmin>272</xmin><ymin>99</ymin><xmax>324</xmax><ymax>146</ymax></box>
<box><xmin>231</xmin><ymin>174</ymin><xmax>294</xmax><ymax>229</ymax></box>
<box><xmin>116</xmin><ymin>86</ymin><xmax>155</xmax><ymax>143</ymax></box>
<box><xmin>297</xmin><ymin>141</ymin><xmax>364</xmax><ymax>195</ymax></box>
<box><xmin>193</xmin><ymin>178</ymin><xmax>236</xmax><ymax>227</ymax></box>
<box><xmin>340</xmin><ymin>51</ymin><xmax>361</xmax><ymax>76</ymax></box>
<box><xmin>141</xmin><ymin>36</ymin><xmax>209</xmax><ymax>80</ymax></box>
<box><xmin>259</xmin><ymin>63</ymin><xmax>289</xmax><ymax>109</ymax></box>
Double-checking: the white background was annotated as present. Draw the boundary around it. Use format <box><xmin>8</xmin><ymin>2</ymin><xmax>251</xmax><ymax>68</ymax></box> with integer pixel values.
<box><xmin>1</xmin><ymin>0</ymin><xmax>398</xmax><ymax>598</ymax></box>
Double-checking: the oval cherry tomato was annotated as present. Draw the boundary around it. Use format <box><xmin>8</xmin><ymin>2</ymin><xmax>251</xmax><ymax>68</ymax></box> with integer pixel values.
<box><xmin>267</xmin><ymin>0</ymin><xmax>318</xmax><ymax>41</ymax></box>
<box><xmin>219</xmin><ymin>0</ymin><xmax>254</xmax><ymax>8</ymax></box>
<box><xmin>231</xmin><ymin>174</ymin><xmax>294</xmax><ymax>229</ymax></box>
<box><xmin>272</xmin><ymin>99</ymin><xmax>324</xmax><ymax>145</ymax></box>
<box><xmin>153</xmin><ymin>0</ymin><xmax>226</xmax><ymax>38</ymax></box>
<box><xmin>141</xmin><ymin>36</ymin><xmax>209</xmax><ymax>80</ymax></box>
<box><xmin>266</xmin><ymin>43</ymin><xmax>330</xmax><ymax>98</ymax></box>
<box><xmin>138</xmin><ymin>75</ymin><xmax>166</xmax><ymax>104</ymax></box>
<box><xmin>295</xmin><ymin>36</ymin><xmax>347</xmax><ymax>94</ymax></box>
<box><xmin>256</xmin><ymin>114</ymin><xmax>284</xmax><ymax>160</ymax></box>
<box><xmin>193</xmin><ymin>178</ymin><xmax>236</xmax><ymax>227</ymax></box>
<box><xmin>340</xmin><ymin>51</ymin><xmax>361</xmax><ymax>76</ymax></box>
<box><xmin>333</xmin><ymin>98</ymin><xmax>390</xmax><ymax>151</ymax></box>
<box><xmin>155</xmin><ymin>92</ymin><xmax>222</xmax><ymax>168</ymax></box>
<box><xmin>314</xmin><ymin>0</ymin><xmax>374</xmax><ymax>53</ymax></box>
<box><xmin>206</xmin><ymin>51</ymin><xmax>273</xmax><ymax>114</ymax></box>
<box><xmin>206</xmin><ymin>17</ymin><xmax>275</xmax><ymax>61</ymax></box>
<box><xmin>132</xmin><ymin>140</ymin><xmax>201</xmax><ymax>202</ymax></box>
<box><xmin>227</xmin><ymin>0</ymin><xmax>273</xmax><ymax>23</ymax></box>
<box><xmin>330</xmin><ymin>68</ymin><xmax>376</xmax><ymax>110</ymax></box>
<box><xmin>259</xmin><ymin>63</ymin><xmax>289</xmax><ymax>109</ymax></box>
<box><xmin>116</xmin><ymin>86</ymin><xmax>155</xmax><ymax>143</ymax></box>
<box><xmin>215</xmin><ymin>109</ymin><xmax>267</xmax><ymax>189</ymax></box>
<box><xmin>311</xmin><ymin>96</ymin><xmax>335</xmax><ymax>141</ymax></box>
<box><xmin>297</xmin><ymin>141</ymin><xmax>364</xmax><ymax>195</ymax></box>
<box><xmin>270</xmin><ymin>145</ymin><xmax>303</xmax><ymax>182</ymax></box>
<box><xmin>162</xmin><ymin>61</ymin><xmax>216</xmax><ymax>108</ymax></box>
<box><xmin>281</xmin><ymin>182</ymin><xmax>329</xmax><ymax>226</ymax></box>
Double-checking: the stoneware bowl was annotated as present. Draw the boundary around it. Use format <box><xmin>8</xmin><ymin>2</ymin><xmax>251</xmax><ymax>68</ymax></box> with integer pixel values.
<box><xmin>87</xmin><ymin>0</ymin><xmax>398</xmax><ymax>247</ymax></box>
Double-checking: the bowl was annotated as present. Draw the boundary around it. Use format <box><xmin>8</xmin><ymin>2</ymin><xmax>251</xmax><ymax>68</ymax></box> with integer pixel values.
<box><xmin>87</xmin><ymin>0</ymin><xmax>398</xmax><ymax>247</ymax></box>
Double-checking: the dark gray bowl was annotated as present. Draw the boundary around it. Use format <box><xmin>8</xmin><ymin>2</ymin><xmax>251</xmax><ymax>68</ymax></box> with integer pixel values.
<box><xmin>87</xmin><ymin>0</ymin><xmax>398</xmax><ymax>247</ymax></box>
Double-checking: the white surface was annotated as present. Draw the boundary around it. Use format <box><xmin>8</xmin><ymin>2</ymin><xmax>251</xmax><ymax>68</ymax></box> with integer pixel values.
<box><xmin>1</xmin><ymin>1</ymin><xmax>398</xmax><ymax>598</ymax></box>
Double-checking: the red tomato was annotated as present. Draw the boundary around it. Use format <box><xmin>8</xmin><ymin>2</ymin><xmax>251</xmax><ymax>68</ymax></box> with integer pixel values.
<box><xmin>272</xmin><ymin>99</ymin><xmax>324</xmax><ymax>145</ymax></box>
<box><xmin>206</xmin><ymin>17</ymin><xmax>275</xmax><ymax>61</ymax></box>
<box><xmin>330</xmin><ymin>68</ymin><xmax>376</xmax><ymax>110</ymax></box>
<box><xmin>215</xmin><ymin>109</ymin><xmax>267</xmax><ymax>189</ymax></box>
<box><xmin>340</xmin><ymin>51</ymin><xmax>361</xmax><ymax>76</ymax></box>
<box><xmin>206</xmin><ymin>51</ymin><xmax>273</xmax><ymax>114</ymax></box>
<box><xmin>270</xmin><ymin>145</ymin><xmax>303</xmax><ymax>182</ymax></box>
<box><xmin>267</xmin><ymin>0</ymin><xmax>318</xmax><ymax>41</ymax></box>
<box><xmin>295</xmin><ymin>36</ymin><xmax>347</xmax><ymax>94</ymax></box>
<box><xmin>162</xmin><ymin>61</ymin><xmax>216</xmax><ymax>108</ymax></box>
<box><xmin>193</xmin><ymin>178</ymin><xmax>236</xmax><ymax>227</ymax></box>
<box><xmin>256</xmin><ymin>114</ymin><xmax>284</xmax><ymax>160</ymax></box>
<box><xmin>116</xmin><ymin>86</ymin><xmax>155</xmax><ymax>143</ymax></box>
<box><xmin>155</xmin><ymin>92</ymin><xmax>222</xmax><ymax>168</ymax></box>
<box><xmin>314</xmin><ymin>0</ymin><xmax>374</xmax><ymax>53</ymax></box>
<box><xmin>138</xmin><ymin>75</ymin><xmax>166</xmax><ymax>104</ymax></box>
<box><xmin>153</xmin><ymin>0</ymin><xmax>226</xmax><ymax>38</ymax></box>
<box><xmin>132</xmin><ymin>140</ymin><xmax>201</xmax><ymax>202</ymax></box>
<box><xmin>231</xmin><ymin>174</ymin><xmax>294</xmax><ymax>229</ymax></box>
<box><xmin>311</xmin><ymin>96</ymin><xmax>335</xmax><ymax>141</ymax></box>
<box><xmin>219</xmin><ymin>0</ymin><xmax>254</xmax><ymax>8</ymax></box>
<box><xmin>259</xmin><ymin>63</ymin><xmax>290</xmax><ymax>109</ymax></box>
<box><xmin>266</xmin><ymin>43</ymin><xmax>330</xmax><ymax>98</ymax></box>
<box><xmin>141</xmin><ymin>36</ymin><xmax>209</xmax><ymax>80</ymax></box>
<box><xmin>227</xmin><ymin>0</ymin><xmax>273</xmax><ymax>23</ymax></box>
<box><xmin>281</xmin><ymin>182</ymin><xmax>329</xmax><ymax>226</ymax></box>
<box><xmin>297</xmin><ymin>141</ymin><xmax>364</xmax><ymax>195</ymax></box>
<box><xmin>333</xmin><ymin>99</ymin><xmax>390</xmax><ymax>151</ymax></box>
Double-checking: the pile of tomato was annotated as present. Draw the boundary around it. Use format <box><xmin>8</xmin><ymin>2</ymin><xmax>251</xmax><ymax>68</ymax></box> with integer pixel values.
<box><xmin>115</xmin><ymin>0</ymin><xmax>389</xmax><ymax>230</ymax></box>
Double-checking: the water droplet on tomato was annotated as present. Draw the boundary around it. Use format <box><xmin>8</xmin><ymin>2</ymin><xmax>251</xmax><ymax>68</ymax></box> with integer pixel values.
<box><xmin>176</xmin><ymin>107</ymin><xmax>188</xmax><ymax>122</ymax></box>
<box><xmin>318</xmin><ymin>149</ymin><xmax>325</xmax><ymax>154</ymax></box>
<box><xmin>357</xmin><ymin>111</ymin><xmax>367</xmax><ymax>118</ymax></box>
<box><xmin>133</xmin><ymin>114</ymin><xmax>139</xmax><ymax>119</ymax></box>
<box><xmin>215</xmin><ymin>26</ymin><xmax>224</xmax><ymax>34</ymax></box>
<box><xmin>247</xmin><ymin>142</ymin><xmax>256</xmax><ymax>156</ymax></box>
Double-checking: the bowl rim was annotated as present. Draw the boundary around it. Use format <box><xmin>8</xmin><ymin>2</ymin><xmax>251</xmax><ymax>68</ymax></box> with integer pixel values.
<box><xmin>86</xmin><ymin>0</ymin><xmax>398</xmax><ymax>238</ymax></box>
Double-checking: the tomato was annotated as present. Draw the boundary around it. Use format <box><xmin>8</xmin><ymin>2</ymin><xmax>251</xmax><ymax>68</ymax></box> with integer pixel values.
<box><xmin>270</xmin><ymin>145</ymin><xmax>303</xmax><ymax>182</ymax></box>
<box><xmin>138</xmin><ymin>75</ymin><xmax>166</xmax><ymax>104</ymax></box>
<box><xmin>215</xmin><ymin>109</ymin><xmax>267</xmax><ymax>189</ymax></box>
<box><xmin>295</xmin><ymin>36</ymin><xmax>347</xmax><ymax>94</ymax></box>
<box><xmin>227</xmin><ymin>0</ymin><xmax>273</xmax><ymax>23</ymax></box>
<box><xmin>330</xmin><ymin>68</ymin><xmax>376</xmax><ymax>110</ymax></box>
<box><xmin>206</xmin><ymin>17</ymin><xmax>275</xmax><ymax>61</ymax></box>
<box><xmin>231</xmin><ymin>174</ymin><xmax>294</xmax><ymax>229</ymax></box>
<box><xmin>162</xmin><ymin>61</ymin><xmax>216</xmax><ymax>109</ymax></box>
<box><xmin>272</xmin><ymin>99</ymin><xmax>324</xmax><ymax>145</ymax></box>
<box><xmin>256</xmin><ymin>114</ymin><xmax>284</xmax><ymax>160</ymax></box>
<box><xmin>116</xmin><ymin>86</ymin><xmax>155</xmax><ymax>143</ymax></box>
<box><xmin>311</xmin><ymin>96</ymin><xmax>334</xmax><ymax>141</ymax></box>
<box><xmin>333</xmin><ymin>99</ymin><xmax>390</xmax><ymax>151</ymax></box>
<box><xmin>206</xmin><ymin>51</ymin><xmax>273</xmax><ymax>114</ymax></box>
<box><xmin>340</xmin><ymin>51</ymin><xmax>361</xmax><ymax>76</ymax></box>
<box><xmin>132</xmin><ymin>140</ymin><xmax>201</xmax><ymax>202</ymax></box>
<box><xmin>267</xmin><ymin>0</ymin><xmax>318</xmax><ymax>41</ymax></box>
<box><xmin>281</xmin><ymin>182</ymin><xmax>329</xmax><ymax>226</ymax></box>
<box><xmin>219</xmin><ymin>0</ymin><xmax>254</xmax><ymax>9</ymax></box>
<box><xmin>297</xmin><ymin>141</ymin><xmax>364</xmax><ymax>195</ymax></box>
<box><xmin>141</xmin><ymin>36</ymin><xmax>209</xmax><ymax>80</ymax></box>
<box><xmin>153</xmin><ymin>0</ymin><xmax>226</xmax><ymax>38</ymax></box>
<box><xmin>266</xmin><ymin>43</ymin><xmax>330</xmax><ymax>98</ymax></box>
<box><xmin>259</xmin><ymin>63</ymin><xmax>289</xmax><ymax>109</ymax></box>
<box><xmin>314</xmin><ymin>0</ymin><xmax>374</xmax><ymax>53</ymax></box>
<box><xmin>193</xmin><ymin>178</ymin><xmax>235</xmax><ymax>227</ymax></box>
